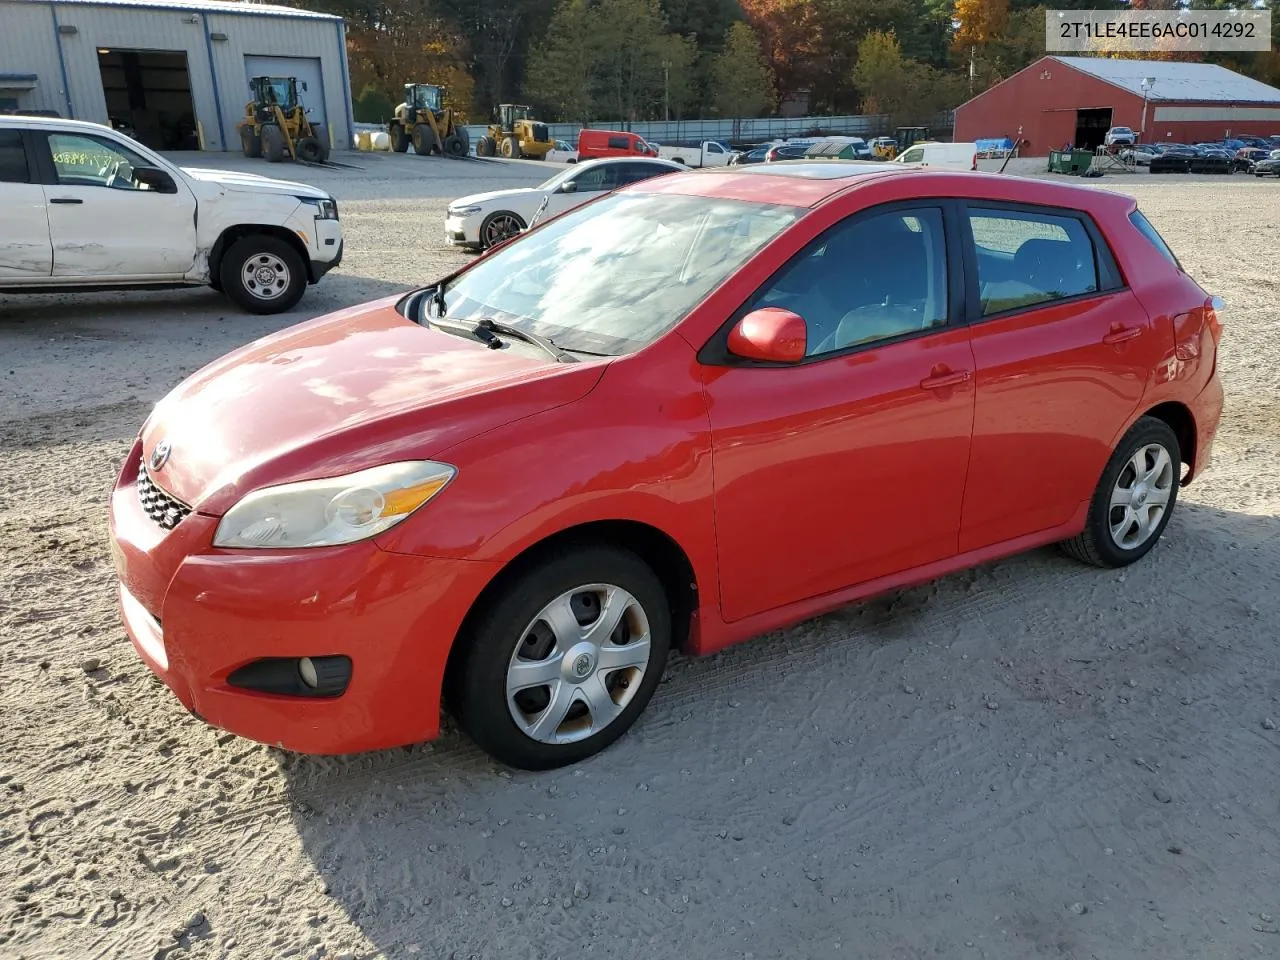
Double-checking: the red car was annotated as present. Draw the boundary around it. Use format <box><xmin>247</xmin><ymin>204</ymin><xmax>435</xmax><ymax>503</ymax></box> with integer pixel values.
<box><xmin>109</xmin><ymin>164</ymin><xmax>1224</xmax><ymax>770</ymax></box>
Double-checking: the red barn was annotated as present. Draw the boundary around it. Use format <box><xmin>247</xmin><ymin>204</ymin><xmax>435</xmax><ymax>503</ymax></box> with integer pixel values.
<box><xmin>955</xmin><ymin>56</ymin><xmax>1280</xmax><ymax>155</ymax></box>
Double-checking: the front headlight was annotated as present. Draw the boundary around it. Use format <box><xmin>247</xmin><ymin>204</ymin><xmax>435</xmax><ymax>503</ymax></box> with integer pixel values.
<box><xmin>212</xmin><ymin>460</ymin><xmax>455</xmax><ymax>549</ymax></box>
<box><xmin>299</xmin><ymin>196</ymin><xmax>339</xmax><ymax>220</ymax></box>
<box><xmin>448</xmin><ymin>205</ymin><xmax>482</xmax><ymax>217</ymax></box>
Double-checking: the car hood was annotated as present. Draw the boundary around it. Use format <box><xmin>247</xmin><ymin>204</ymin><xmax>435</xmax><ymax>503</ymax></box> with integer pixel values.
<box><xmin>179</xmin><ymin>166</ymin><xmax>327</xmax><ymax>199</ymax></box>
<box><xmin>450</xmin><ymin>187</ymin><xmax>542</xmax><ymax>209</ymax></box>
<box><xmin>140</xmin><ymin>296</ymin><xmax>607</xmax><ymax>515</ymax></box>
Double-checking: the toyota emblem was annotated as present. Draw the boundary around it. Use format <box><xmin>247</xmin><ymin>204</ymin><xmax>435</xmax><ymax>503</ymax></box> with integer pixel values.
<box><xmin>149</xmin><ymin>439</ymin><xmax>172</xmax><ymax>471</ymax></box>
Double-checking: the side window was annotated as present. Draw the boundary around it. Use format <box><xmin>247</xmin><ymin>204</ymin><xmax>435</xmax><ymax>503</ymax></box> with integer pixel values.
<box><xmin>968</xmin><ymin>208</ymin><xmax>1100</xmax><ymax>316</ymax></box>
<box><xmin>899</xmin><ymin>146</ymin><xmax>924</xmax><ymax>164</ymax></box>
<box><xmin>607</xmin><ymin>135</ymin><xmax>629</xmax><ymax>149</ymax></box>
<box><xmin>46</xmin><ymin>132</ymin><xmax>151</xmax><ymax>190</ymax></box>
<box><xmin>570</xmin><ymin>165</ymin><xmax>616</xmax><ymax>192</ymax></box>
<box><xmin>1129</xmin><ymin>210</ymin><xmax>1181</xmax><ymax>270</ymax></box>
<box><xmin>617</xmin><ymin>162</ymin><xmax>666</xmax><ymax>185</ymax></box>
<box><xmin>0</xmin><ymin>129</ymin><xmax>31</xmax><ymax>183</ymax></box>
<box><xmin>707</xmin><ymin>142</ymin><xmax>724</xmax><ymax>154</ymax></box>
<box><xmin>749</xmin><ymin>207</ymin><xmax>949</xmax><ymax>357</ymax></box>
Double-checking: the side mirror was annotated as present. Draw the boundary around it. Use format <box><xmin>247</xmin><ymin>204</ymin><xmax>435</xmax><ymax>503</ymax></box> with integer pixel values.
<box><xmin>559</xmin><ymin>180</ymin><xmax>577</xmax><ymax>194</ymax></box>
<box><xmin>727</xmin><ymin>308</ymin><xmax>807</xmax><ymax>363</ymax></box>
<box><xmin>133</xmin><ymin>165</ymin><xmax>176</xmax><ymax>194</ymax></box>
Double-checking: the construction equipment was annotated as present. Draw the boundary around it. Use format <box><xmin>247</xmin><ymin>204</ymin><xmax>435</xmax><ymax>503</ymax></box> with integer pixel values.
<box><xmin>895</xmin><ymin>126</ymin><xmax>929</xmax><ymax>152</ymax></box>
<box><xmin>474</xmin><ymin>104</ymin><xmax>553</xmax><ymax>160</ymax></box>
<box><xmin>237</xmin><ymin>77</ymin><xmax>330</xmax><ymax>164</ymax></box>
<box><xmin>388</xmin><ymin>83</ymin><xmax>471</xmax><ymax>157</ymax></box>
<box><xmin>870</xmin><ymin>136</ymin><xmax>898</xmax><ymax>160</ymax></box>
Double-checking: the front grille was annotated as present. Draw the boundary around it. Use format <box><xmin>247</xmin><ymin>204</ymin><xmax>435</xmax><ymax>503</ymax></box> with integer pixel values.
<box><xmin>137</xmin><ymin>459</ymin><xmax>191</xmax><ymax>531</ymax></box>
<box><xmin>531</xmin><ymin>122</ymin><xmax>549</xmax><ymax>143</ymax></box>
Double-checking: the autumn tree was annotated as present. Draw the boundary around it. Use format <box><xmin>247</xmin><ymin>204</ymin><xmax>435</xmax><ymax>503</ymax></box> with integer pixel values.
<box><xmin>711</xmin><ymin>21</ymin><xmax>777</xmax><ymax>119</ymax></box>
<box><xmin>852</xmin><ymin>30</ymin><xmax>910</xmax><ymax>119</ymax></box>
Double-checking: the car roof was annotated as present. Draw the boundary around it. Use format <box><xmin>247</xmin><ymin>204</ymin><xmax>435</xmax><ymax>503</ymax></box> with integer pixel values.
<box><xmin>633</xmin><ymin>161</ymin><xmax>1138</xmax><ymax>212</ymax></box>
<box><xmin>0</xmin><ymin>114</ymin><xmax>112</xmax><ymax>132</ymax></box>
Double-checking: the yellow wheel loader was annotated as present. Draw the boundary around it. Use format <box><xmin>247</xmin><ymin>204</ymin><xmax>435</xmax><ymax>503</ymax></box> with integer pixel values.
<box><xmin>474</xmin><ymin>104</ymin><xmax>553</xmax><ymax>160</ymax></box>
<box><xmin>388</xmin><ymin>83</ymin><xmax>471</xmax><ymax>157</ymax></box>
<box><xmin>237</xmin><ymin>77</ymin><xmax>329</xmax><ymax>164</ymax></box>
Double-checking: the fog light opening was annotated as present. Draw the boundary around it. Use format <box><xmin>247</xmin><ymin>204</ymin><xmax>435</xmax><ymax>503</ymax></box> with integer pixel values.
<box><xmin>299</xmin><ymin>656</ymin><xmax>319</xmax><ymax>689</ymax></box>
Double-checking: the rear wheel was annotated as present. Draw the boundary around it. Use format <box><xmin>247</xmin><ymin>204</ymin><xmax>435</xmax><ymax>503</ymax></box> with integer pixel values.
<box><xmin>219</xmin><ymin>235</ymin><xmax>307</xmax><ymax>315</ymax></box>
<box><xmin>476</xmin><ymin>135</ymin><xmax>496</xmax><ymax>158</ymax></box>
<box><xmin>1059</xmin><ymin>416</ymin><xmax>1180</xmax><ymax>568</ymax></box>
<box><xmin>443</xmin><ymin>131</ymin><xmax>467</xmax><ymax>156</ymax></box>
<box><xmin>239</xmin><ymin>125</ymin><xmax>261</xmax><ymax>158</ymax></box>
<box><xmin>411</xmin><ymin>124</ymin><xmax>436</xmax><ymax>156</ymax></box>
<box><xmin>389</xmin><ymin>124</ymin><xmax>409</xmax><ymax>153</ymax></box>
<box><xmin>295</xmin><ymin>136</ymin><xmax>324</xmax><ymax>163</ymax></box>
<box><xmin>451</xmin><ymin>547</ymin><xmax>671</xmax><ymax>770</ymax></box>
<box><xmin>260</xmin><ymin>124</ymin><xmax>285</xmax><ymax>163</ymax></box>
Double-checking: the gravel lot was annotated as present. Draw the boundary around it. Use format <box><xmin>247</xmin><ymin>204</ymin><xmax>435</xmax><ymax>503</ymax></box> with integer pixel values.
<box><xmin>3</xmin><ymin>153</ymin><xmax>1279</xmax><ymax>960</ymax></box>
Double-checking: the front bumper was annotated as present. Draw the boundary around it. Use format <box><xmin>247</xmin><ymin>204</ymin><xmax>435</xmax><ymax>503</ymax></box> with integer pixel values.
<box><xmin>108</xmin><ymin>446</ymin><xmax>501</xmax><ymax>754</ymax></box>
<box><xmin>312</xmin><ymin>238</ymin><xmax>343</xmax><ymax>280</ymax></box>
<box><xmin>444</xmin><ymin>214</ymin><xmax>478</xmax><ymax>247</ymax></box>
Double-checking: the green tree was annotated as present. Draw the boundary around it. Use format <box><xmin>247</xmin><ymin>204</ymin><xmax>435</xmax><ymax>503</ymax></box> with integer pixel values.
<box><xmin>655</xmin><ymin>32</ymin><xmax>700</xmax><ymax>119</ymax></box>
<box><xmin>352</xmin><ymin>83</ymin><xmax>396</xmax><ymax>123</ymax></box>
<box><xmin>711</xmin><ymin>21</ymin><xmax>776</xmax><ymax>118</ymax></box>
<box><xmin>525</xmin><ymin>0</ymin><xmax>597</xmax><ymax>122</ymax></box>
<box><xmin>852</xmin><ymin>29</ymin><xmax>910</xmax><ymax>118</ymax></box>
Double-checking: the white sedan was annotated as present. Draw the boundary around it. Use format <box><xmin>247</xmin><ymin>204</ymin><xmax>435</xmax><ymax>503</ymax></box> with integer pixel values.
<box><xmin>546</xmin><ymin>138</ymin><xmax>579</xmax><ymax>163</ymax></box>
<box><xmin>444</xmin><ymin>156</ymin><xmax>684</xmax><ymax>250</ymax></box>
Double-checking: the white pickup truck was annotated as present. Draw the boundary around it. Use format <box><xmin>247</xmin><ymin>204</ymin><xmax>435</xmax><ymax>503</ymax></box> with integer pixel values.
<box><xmin>0</xmin><ymin>115</ymin><xmax>343</xmax><ymax>314</ymax></box>
<box><xmin>655</xmin><ymin>140</ymin><xmax>733</xmax><ymax>168</ymax></box>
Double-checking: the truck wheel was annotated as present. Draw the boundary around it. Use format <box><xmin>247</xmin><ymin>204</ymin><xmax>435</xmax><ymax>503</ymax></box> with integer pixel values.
<box><xmin>219</xmin><ymin>235</ymin><xmax>307</xmax><ymax>315</ymax></box>
<box><xmin>443</xmin><ymin>133</ymin><xmax>466</xmax><ymax>157</ymax></box>
<box><xmin>476</xmin><ymin>136</ymin><xmax>495</xmax><ymax>158</ymax></box>
<box><xmin>239</xmin><ymin>125</ymin><xmax>261</xmax><ymax>158</ymax></box>
<box><xmin>389</xmin><ymin>124</ymin><xmax>409</xmax><ymax>153</ymax></box>
<box><xmin>501</xmin><ymin>135</ymin><xmax>520</xmax><ymax>159</ymax></box>
<box><xmin>260</xmin><ymin>124</ymin><xmax>285</xmax><ymax>163</ymax></box>
<box><xmin>412</xmin><ymin>124</ymin><xmax>436</xmax><ymax>156</ymax></box>
<box><xmin>295</xmin><ymin>136</ymin><xmax>325</xmax><ymax>163</ymax></box>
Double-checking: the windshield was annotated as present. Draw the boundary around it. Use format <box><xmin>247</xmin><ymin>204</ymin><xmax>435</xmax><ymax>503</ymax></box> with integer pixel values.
<box><xmin>435</xmin><ymin>192</ymin><xmax>803</xmax><ymax>356</ymax></box>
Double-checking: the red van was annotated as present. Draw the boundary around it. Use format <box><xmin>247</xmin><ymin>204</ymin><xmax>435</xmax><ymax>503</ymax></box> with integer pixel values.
<box><xmin>577</xmin><ymin>128</ymin><xmax>657</xmax><ymax>160</ymax></box>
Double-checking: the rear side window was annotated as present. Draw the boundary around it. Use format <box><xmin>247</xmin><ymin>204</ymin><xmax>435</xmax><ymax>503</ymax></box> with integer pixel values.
<box><xmin>968</xmin><ymin>208</ymin><xmax>1100</xmax><ymax>316</ymax></box>
<box><xmin>607</xmin><ymin>135</ymin><xmax>629</xmax><ymax>149</ymax></box>
<box><xmin>0</xmin><ymin>129</ymin><xmax>30</xmax><ymax>183</ymax></box>
<box><xmin>1129</xmin><ymin>210</ymin><xmax>1182</xmax><ymax>269</ymax></box>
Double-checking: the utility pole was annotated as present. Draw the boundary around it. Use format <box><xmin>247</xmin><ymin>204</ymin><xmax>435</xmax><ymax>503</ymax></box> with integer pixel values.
<box><xmin>663</xmin><ymin>61</ymin><xmax>671</xmax><ymax>122</ymax></box>
<box><xmin>1140</xmin><ymin>76</ymin><xmax>1155</xmax><ymax>141</ymax></box>
<box><xmin>969</xmin><ymin>46</ymin><xmax>975</xmax><ymax>96</ymax></box>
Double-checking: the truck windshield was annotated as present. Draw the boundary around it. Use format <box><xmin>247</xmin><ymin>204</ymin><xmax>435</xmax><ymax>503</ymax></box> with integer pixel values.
<box><xmin>434</xmin><ymin>192</ymin><xmax>803</xmax><ymax>356</ymax></box>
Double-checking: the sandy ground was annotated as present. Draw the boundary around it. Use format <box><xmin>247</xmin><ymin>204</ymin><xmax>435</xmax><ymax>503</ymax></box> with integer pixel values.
<box><xmin>2</xmin><ymin>154</ymin><xmax>1279</xmax><ymax>960</ymax></box>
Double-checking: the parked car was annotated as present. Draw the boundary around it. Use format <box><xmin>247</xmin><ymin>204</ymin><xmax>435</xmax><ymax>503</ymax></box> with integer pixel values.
<box><xmin>0</xmin><ymin>115</ymin><xmax>342</xmax><ymax>314</ymax></box>
<box><xmin>764</xmin><ymin>140</ymin><xmax>815</xmax><ymax>162</ymax></box>
<box><xmin>1104</xmin><ymin>126</ymin><xmax>1136</xmax><ymax>147</ymax></box>
<box><xmin>1149</xmin><ymin>145</ymin><xmax>1231</xmax><ymax>174</ymax></box>
<box><xmin>1233</xmin><ymin>147</ymin><xmax>1270</xmax><ymax>172</ymax></box>
<box><xmin>545</xmin><ymin>138</ymin><xmax>578</xmax><ymax>163</ymax></box>
<box><xmin>892</xmin><ymin>140</ymin><xmax>978</xmax><ymax>170</ymax></box>
<box><xmin>655</xmin><ymin>139</ymin><xmax>733</xmax><ymax>167</ymax></box>
<box><xmin>444</xmin><ymin>156</ymin><xmax>682</xmax><ymax>249</ymax></box>
<box><xmin>1253</xmin><ymin>150</ymin><xmax>1280</xmax><ymax>176</ymax></box>
<box><xmin>110</xmin><ymin>162</ymin><xmax>1224</xmax><ymax>769</ymax></box>
<box><xmin>1119</xmin><ymin>143</ymin><xmax>1164</xmax><ymax>165</ymax></box>
<box><xmin>576</xmin><ymin>128</ymin><xmax>656</xmax><ymax>161</ymax></box>
<box><xmin>804</xmin><ymin>136</ymin><xmax>874</xmax><ymax>160</ymax></box>
<box><xmin>728</xmin><ymin>144</ymin><xmax>772</xmax><ymax>166</ymax></box>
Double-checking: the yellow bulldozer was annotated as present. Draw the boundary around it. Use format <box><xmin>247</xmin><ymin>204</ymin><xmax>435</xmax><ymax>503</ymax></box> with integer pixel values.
<box><xmin>474</xmin><ymin>104</ymin><xmax>553</xmax><ymax>160</ymax></box>
<box><xmin>388</xmin><ymin>83</ymin><xmax>470</xmax><ymax>157</ymax></box>
<box><xmin>237</xmin><ymin>76</ymin><xmax>329</xmax><ymax>163</ymax></box>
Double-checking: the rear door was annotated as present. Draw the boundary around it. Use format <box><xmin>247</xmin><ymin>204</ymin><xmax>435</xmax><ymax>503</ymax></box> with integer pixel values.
<box><xmin>957</xmin><ymin>202</ymin><xmax>1164</xmax><ymax>552</ymax></box>
<box><xmin>0</xmin><ymin>127</ymin><xmax>52</xmax><ymax>279</ymax></box>
<box><xmin>34</xmin><ymin>129</ymin><xmax>198</xmax><ymax>279</ymax></box>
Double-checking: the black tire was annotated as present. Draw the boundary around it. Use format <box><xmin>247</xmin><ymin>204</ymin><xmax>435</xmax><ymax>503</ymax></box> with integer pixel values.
<box><xmin>450</xmin><ymin>546</ymin><xmax>672</xmax><ymax>770</ymax></box>
<box><xmin>476</xmin><ymin>135</ymin><xmax>496</xmax><ymax>158</ymax></box>
<box><xmin>411</xmin><ymin>124</ymin><xmax>436</xmax><ymax>156</ymax></box>
<box><xmin>478</xmin><ymin>210</ymin><xmax>526</xmax><ymax>249</ymax></box>
<box><xmin>239</xmin><ymin>125</ymin><xmax>261</xmax><ymax>158</ymax></box>
<box><xmin>501</xmin><ymin>135</ymin><xmax>520</xmax><ymax>159</ymax></box>
<box><xmin>1059</xmin><ymin>416</ymin><xmax>1181</xmax><ymax>569</ymax></box>
<box><xmin>218</xmin><ymin>234</ymin><xmax>307</xmax><ymax>315</ymax></box>
<box><xmin>389</xmin><ymin>124</ymin><xmax>409</xmax><ymax>153</ymax></box>
<box><xmin>261</xmin><ymin>124</ymin><xmax>285</xmax><ymax>163</ymax></box>
<box><xmin>295</xmin><ymin>136</ymin><xmax>324</xmax><ymax>163</ymax></box>
<box><xmin>443</xmin><ymin>132</ymin><xmax>466</xmax><ymax>156</ymax></box>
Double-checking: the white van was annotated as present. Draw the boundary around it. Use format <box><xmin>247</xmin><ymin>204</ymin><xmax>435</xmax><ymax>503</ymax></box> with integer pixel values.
<box><xmin>893</xmin><ymin>141</ymin><xmax>977</xmax><ymax>171</ymax></box>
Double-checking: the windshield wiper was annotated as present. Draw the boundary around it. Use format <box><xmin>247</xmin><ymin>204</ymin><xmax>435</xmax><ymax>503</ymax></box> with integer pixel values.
<box><xmin>475</xmin><ymin>317</ymin><xmax>578</xmax><ymax>363</ymax></box>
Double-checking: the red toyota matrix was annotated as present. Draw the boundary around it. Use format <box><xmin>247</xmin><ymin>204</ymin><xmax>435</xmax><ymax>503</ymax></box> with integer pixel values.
<box><xmin>109</xmin><ymin>163</ymin><xmax>1224</xmax><ymax>769</ymax></box>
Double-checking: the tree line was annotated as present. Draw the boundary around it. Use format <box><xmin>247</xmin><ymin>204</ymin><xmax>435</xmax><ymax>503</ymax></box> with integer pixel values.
<box><xmin>261</xmin><ymin>0</ymin><xmax>1280</xmax><ymax>128</ymax></box>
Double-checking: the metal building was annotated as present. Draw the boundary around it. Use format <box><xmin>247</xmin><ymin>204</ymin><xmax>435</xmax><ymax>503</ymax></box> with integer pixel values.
<box><xmin>955</xmin><ymin>55</ymin><xmax>1280</xmax><ymax>155</ymax></box>
<box><xmin>0</xmin><ymin>0</ymin><xmax>354</xmax><ymax>152</ymax></box>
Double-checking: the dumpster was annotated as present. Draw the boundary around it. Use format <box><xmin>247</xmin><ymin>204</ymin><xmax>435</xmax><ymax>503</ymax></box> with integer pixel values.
<box><xmin>1048</xmin><ymin>149</ymin><xmax>1093</xmax><ymax>175</ymax></box>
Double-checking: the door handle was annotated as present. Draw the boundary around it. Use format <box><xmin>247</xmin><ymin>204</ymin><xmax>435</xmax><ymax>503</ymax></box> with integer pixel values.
<box><xmin>50</xmin><ymin>197</ymin><xmax>83</xmax><ymax>204</ymax></box>
<box><xmin>920</xmin><ymin>369</ymin><xmax>971</xmax><ymax>390</ymax></box>
<box><xmin>1102</xmin><ymin>325</ymin><xmax>1142</xmax><ymax>345</ymax></box>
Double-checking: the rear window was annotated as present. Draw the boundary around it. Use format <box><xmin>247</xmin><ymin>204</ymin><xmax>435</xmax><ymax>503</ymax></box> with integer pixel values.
<box><xmin>1129</xmin><ymin>210</ymin><xmax>1181</xmax><ymax>269</ymax></box>
<box><xmin>0</xmin><ymin>129</ymin><xmax>29</xmax><ymax>183</ymax></box>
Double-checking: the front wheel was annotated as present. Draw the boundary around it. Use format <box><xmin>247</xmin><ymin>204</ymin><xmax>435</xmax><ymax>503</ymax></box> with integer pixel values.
<box><xmin>389</xmin><ymin>124</ymin><xmax>409</xmax><ymax>153</ymax></box>
<box><xmin>451</xmin><ymin>547</ymin><xmax>672</xmax><ymax>770</ymax></box>
<box><xmin>219</xmin><ymin>235</ymin><xmax>307</xmax><ymax>315</ymax></box>
<box><xmin>1060</xmin><ymin>416</ymin><xmax>1180</xmax><ymax>568</ymax></box>
<box><xmin>479</xmin><ymin>210</ymin><xmax>525</xmax><ymax>248</ymax></box>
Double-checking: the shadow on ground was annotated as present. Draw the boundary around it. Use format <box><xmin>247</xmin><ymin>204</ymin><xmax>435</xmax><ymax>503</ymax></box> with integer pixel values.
<box><xmin>280</xmin><ymin>504</ymin><xmax>1280</xmax><ymax>960</ymax></box>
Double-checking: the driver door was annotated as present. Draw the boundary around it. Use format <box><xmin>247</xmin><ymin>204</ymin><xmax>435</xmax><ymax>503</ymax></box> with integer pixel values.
<box><xmin>36</xmin><ymin>131</ymin><xmax>198</xmax><ymax>279</ymax></box>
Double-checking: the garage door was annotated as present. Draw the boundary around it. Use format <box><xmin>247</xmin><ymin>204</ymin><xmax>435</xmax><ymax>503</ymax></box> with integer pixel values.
<box><xmin>243</xmin><ymin>56</ymin><xmax>327</xmax><ymax>128</ymax></box>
